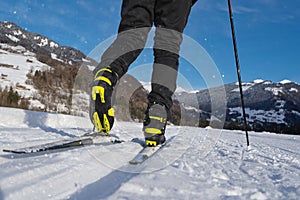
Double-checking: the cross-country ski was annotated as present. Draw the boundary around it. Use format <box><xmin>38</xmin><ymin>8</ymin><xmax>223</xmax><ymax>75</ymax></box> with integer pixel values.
<box><xmin>129</xmin><ymin>144</ymin><xmax>164</xmax><ymax>165</ymax></box>
<box><xmin>3</xmin><ymin>132</ymin><xmax>123</xmax><ymax>154</ymax></box>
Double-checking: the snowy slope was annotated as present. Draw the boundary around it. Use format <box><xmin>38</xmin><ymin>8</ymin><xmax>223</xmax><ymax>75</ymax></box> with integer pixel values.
<box><xmin>0</xmin><ymin>44</ymin><xmax>48</xmax><ymax>92</ymax></box>
<box><xmin>0</xmin><ymin>107</ymin><xmax>299</xmax><ymax>200</ymax></box>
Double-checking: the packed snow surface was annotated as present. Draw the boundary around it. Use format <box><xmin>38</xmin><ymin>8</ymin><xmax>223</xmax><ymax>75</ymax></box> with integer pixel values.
<box><xmin>0</xmin><ymin>107</ymin><xmax>299</xmax><ymax>200</ymax></box>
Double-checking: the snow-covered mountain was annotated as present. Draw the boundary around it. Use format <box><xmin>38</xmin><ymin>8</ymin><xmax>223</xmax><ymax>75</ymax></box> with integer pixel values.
<box><xmin>0</xmin><ymin>107</ymin><xmax>299</xmax><ymax>199</ymax></box>
<box><xmin>176</xmin><ymin>79</ymin><xmax>300</xmax><ymax>134</ymax></box>
<box><xmin>227</xmin><ymin>80</ymin><xmax>300</xmax><ymax>132</ymax></box>
<box><xmin>0</xmin><ymin>21</ymin><xmax>86</xmax><ymax>65</ymax></box>
<box><xmin>0</xmin><ymin>21</ymin><xmax>96</xmax><ymax>114</ymax></box>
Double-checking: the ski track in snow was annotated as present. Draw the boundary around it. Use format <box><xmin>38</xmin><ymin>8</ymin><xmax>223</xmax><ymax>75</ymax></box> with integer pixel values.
<box><xmin>0</xmin><ymin>107</ymin><xmax>299</xmax><ymax>200</ymax></box>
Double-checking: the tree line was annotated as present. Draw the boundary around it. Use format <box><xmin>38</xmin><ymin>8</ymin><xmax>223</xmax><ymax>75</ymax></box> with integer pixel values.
<box><xmin>0</xmin><ymin>86</ymin><xmax>29</xmax><ymax>109</ymax></box>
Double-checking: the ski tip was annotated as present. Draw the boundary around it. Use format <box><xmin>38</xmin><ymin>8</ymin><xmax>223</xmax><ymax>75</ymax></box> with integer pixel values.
<box><xmin>129</xmin><ymin>160</ymin><xmax>139</xmax><ymax>165</ymax></box>
<box><xmin>129</xmin><ymin>158</ymin><xmax>146</xmax><ymax>165</ymax></box>
<box><xmin>3</xmin><ymin>149</ymin><xmax>26</xmax><ymax>154</ymax></box>
<box><xmin>113</xmin><ymin>139</ymin><xmax>124</xmax><ymax>144</ymax></box>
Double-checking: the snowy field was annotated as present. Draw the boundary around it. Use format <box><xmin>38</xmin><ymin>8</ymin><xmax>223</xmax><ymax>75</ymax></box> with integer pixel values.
<box><xmin>0</xmin><ymin>107</ymin><xmax>299</xmax><ymax>200</ymax></box>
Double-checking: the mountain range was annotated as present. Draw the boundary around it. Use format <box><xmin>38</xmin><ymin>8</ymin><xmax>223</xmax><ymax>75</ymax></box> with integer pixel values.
<box><xmin>0</xmin><ymin>21</ymin><xmax>299</xmax><ymax>134</ymax></box>
<box><xmin>0</xmin><ymin>21</ymin><xmax>87</xmax><ymax>66</ymax></box>
<box><xmin>175</xmin><ymin>79</ymin><xmax>300</xmax><ymax>134</ymax></box>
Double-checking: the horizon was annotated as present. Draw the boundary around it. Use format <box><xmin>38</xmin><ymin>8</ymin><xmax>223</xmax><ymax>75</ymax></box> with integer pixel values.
<box><xmin>1</xmin><ymin>0</ymin><xmax>299</xmax><ymax>90</ymax></box>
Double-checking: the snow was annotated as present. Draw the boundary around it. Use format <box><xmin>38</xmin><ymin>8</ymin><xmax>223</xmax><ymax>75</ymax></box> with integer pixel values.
<box><xmin>140</xmin><ymin>81</ymin><xmax>151</xmax><ymax>92</ymax></box>
<box><xmin>49</xmin><ymin>41</ymin><xmax>58</xmax><ymax>48</ymax></box>
<box><xmin>229</xmin><ymin>106</ymin><xmax>287</xmax><ymax>125</ymax></box>
<box><xmin>70</xmin><ymin>91</ymin><xmax>90</xmax><ymax>117</ymax></box>
<box><xmin>28</xmin><ymin>99</ymin><xmax>45</xmax><ymax>110</ymax></box>
<box><xmin>232</xmin><ymin>85</ymin><xmax>252</xmax><ymax>92</ymax></box>
<box><xmin>38</xmin><ymin>38</ymin><xmax>49</xmax><ymax>47</ymax></box>
<box><xmin>0</xmin><ymin>50</ymin><xmax>33</xmax><ymax>87</ymax></box>
<box><xmin>5</xmin><ymin>23</ymin><xmax>12</xmax><ymax>29</ymax></box>
<box><xmin>289</xmin><ymin>88</ymin><xmax>298</xmax><ymax>92</ymax></box>
<box><xmin>233</xmin><ymin>82</ymin><xmax>255</xmax><ymax>92</ymax></box>
<box><xmin>82</xmin><ymin>58</ymin><xmax>91</xmax><ymax>63</ymax></box>
<box><xmin>86</xmin><ymin>65</ymin><xmax>95</xmax><ymax>71</ymax></box>
<box><xmin>184</xmin><ymin>105</ymin><xmax>201</xmax><ymax>113</ymax></box>
<box><xmin>12</xmin><ymin>30</ymin><xmax>22</xmax><ymax>36</ymax></box>
<box><xmin>263</xmin><ymin>81</ymin><xmax>272</xmax><ymax>85</ymax></box>
<box><xmin>0</xmin><ymin>107</ymin><xmax>299</xmax><ymax>199</ymax></box>
<box><xmin>50</xmin><ymin>53</ymin><xmax>64</xmax><ymax>62</ymax></box>
<box><xmin>292</xmin><ymin>110</ymin><xmax>300</xmax><ymax>117</ymax></box>
<box><xmin>253</xmin><ymin>79</ymin><xmax>265</xmax><ymax>84</ymax></box>
<box><xmin>0</xmin><ymin>43</ymin><xmax>50</xmax><ymax>101</ymax></box>
<box><xmin>280</xmin><ymin>79</ymin><xmax>292</xmax><ymax>84</ymax></box>
<box><xmin>265</xmin><ymin>87</ymin><xmax>284</xmax><ymax>96</ymax></box>
<box><xmin>5</xmin><ymin>34</ymin><xmax>20</xmax><ymax>42</ymax></box>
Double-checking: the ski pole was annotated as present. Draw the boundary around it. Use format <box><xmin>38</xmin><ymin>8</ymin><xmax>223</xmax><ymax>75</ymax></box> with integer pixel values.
<box><xmin>227</xmin><ymin>0</ymin><xmax>250</xmax><ymax>147</ymax></box>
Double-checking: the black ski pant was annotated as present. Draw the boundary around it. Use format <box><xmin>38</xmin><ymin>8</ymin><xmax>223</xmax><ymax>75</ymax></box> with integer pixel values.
<box><xmin>95</xmin><ymin>0</ymin><xmax>196</xmax><ymax>109</ymax></box>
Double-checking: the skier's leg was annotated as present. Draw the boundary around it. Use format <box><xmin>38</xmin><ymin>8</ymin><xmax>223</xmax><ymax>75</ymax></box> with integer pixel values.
<box><xmin>143</xmin><ymin>0</ymin><xmax>194</xmax><ymax>145</ymax></box>
<box><xmin>151</xmin><ymin>0</ymin><xmax>193</xmax><ymax>106</ymax></box>
<box><xmin>94</xmin><ymin>0</ymin><xmax>155</xmax><ymax>77</ymax></box>
<box><xmin>90</xmin><ymin>0</ymin><xmax>155</xmax><ymax>133</ymax></box>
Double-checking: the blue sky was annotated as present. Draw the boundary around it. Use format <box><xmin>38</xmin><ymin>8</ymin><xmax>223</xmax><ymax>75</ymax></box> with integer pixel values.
<box><xmin>1</xmin><ymin>0</ymin><xmax>299</xmax><ymax>90</ymax></box>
